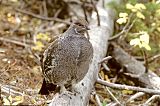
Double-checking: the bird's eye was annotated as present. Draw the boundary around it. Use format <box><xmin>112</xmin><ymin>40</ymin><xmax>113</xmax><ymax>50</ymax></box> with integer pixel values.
<box><xmin>75</xmin><ymin>22</ymin><xmax>83</xmax><ymax>26</ymax></box>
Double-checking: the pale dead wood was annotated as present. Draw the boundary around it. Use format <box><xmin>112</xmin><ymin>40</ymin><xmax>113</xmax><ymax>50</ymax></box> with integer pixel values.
<box><xmin>15</xmin><ymin>8</ymin><xmax>70</xmax><ymax>25</ymax></box>
<box><xmin>49</xmin><ymin>0</ymin><xmax>117</xmax><ymax>105</ymax></box>
<box><xmin>97</xmin><ymin>78</ymin><xmax>160</xmax><ymax>95</ymax></box>
<box><xmin>0</xmin><ymin>84</ymin><xmax>24</xmax><ymax>96</ymax></box>
<box><xmin>104</xmin><ymin>86</ymin><xmax>122</xmax><ymax>105</ymax></box>
<box><xmin>112</xmin><ymin>45</ymin><xmax>160</xmax><ymax>90</ymax></box>
<box><xmin>127</xmin><ymin>92</ymin><xmax>145</xmax><ymax>103</ymax></box>
<box><xmin>0</xmin><ymin>37</ymin><xmax>30</xmax><ymax>47</ymax></box>
<box><xmin>143</xmin><ymin>95</ymin><xmax>160</xmax><ymax>105</ymax></box>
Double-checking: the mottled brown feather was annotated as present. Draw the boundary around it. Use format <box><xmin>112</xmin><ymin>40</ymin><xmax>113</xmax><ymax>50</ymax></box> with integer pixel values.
<box><xmin>39</xmin><ymin>19</ymin><xmax>93</xmax><ymax>94</ymax></box>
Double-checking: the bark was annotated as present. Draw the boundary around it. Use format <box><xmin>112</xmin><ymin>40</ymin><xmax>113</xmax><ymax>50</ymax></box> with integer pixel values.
<box><xmin>49</xmin><ymin>0</ymin><xmax>117</xmax><ymax>105</ymax></box>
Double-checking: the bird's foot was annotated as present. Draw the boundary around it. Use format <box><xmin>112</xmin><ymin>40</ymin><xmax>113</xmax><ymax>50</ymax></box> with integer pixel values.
<box><xmin>60</xmin><ymin>85</ymin><xmax>67</xmax><ymax>94</ymax></box>
<box><xmin>70</xmin><ymin>87</ymin><xmax>80</xmax><ymax>96</ymax></box>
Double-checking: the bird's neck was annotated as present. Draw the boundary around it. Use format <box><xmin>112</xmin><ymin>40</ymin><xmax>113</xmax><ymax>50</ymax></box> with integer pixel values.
<box><xmin>65</xmin><ymin>25</ymin><xmax>85</xmax><ymax>36</ymax></box>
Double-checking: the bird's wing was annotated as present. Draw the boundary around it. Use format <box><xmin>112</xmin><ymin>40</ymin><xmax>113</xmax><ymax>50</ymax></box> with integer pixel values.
<box><xmin>76</xmin><ymin>39</ymin><xmax>93</xmax><ymax>66</ymax></box>
<box><xmin>41</xmin><ymin>35</ymin><xmax>61</xmax><ymax>74</ymax></box>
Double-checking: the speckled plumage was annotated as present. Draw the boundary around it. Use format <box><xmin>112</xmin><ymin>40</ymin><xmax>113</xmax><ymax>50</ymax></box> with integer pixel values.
<box><xmin>39</xmin><ymin>19</ymin><xmax>93</xmax><ymax>94</ymax></box>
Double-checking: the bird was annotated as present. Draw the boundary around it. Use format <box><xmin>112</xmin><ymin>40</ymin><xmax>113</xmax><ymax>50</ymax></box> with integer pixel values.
<box><xmin>39</xmin><ymin>18</ymin><xmax>93</xmax><ymax>95</ymax></box>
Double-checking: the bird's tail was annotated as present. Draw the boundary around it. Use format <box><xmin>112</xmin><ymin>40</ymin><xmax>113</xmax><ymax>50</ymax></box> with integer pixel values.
<box><xmin>39</xmin><ymin>79</ymin><xmax>57</xmax><ymax>95</ymax></box>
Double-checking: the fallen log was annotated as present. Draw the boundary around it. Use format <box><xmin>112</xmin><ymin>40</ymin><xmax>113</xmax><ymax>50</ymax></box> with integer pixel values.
<box><xmin>112</xmin><ymin>45</ymin><xmax>160</xmax><ymax>90</ymax></box>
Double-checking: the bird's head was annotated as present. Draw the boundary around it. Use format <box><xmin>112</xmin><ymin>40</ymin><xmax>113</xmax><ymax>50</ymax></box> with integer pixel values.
<box><xmin>72</xmin><ymin>19</ymin><xmax>90</xmax><ymax>34</ymax></box>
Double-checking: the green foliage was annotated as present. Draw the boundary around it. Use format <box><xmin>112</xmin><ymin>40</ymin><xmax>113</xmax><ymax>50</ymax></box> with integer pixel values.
<box><xmin>102</xmin><ymin>100</ymin><xmax>107</xmax><ymax>106</ymax></box>
<box><xmin>116</xmin><ymin>13</ymin><xmax>128</xmax><ymax>24</ymax></box>
<box><xmin>145</xmin><ymin>2</ymin><xmax>160</xmax><ymax>12</ymax></box>
<box><xmin>109</xmin><ymin>0</ymin><xmax>160</xmax><ymax>71</ymax></box>
<box><xmin>110</xmin><ymin>0</ymin><xmax>160</xmax><ymax>53</ymax></box>
<box><xmin>32</xmin><ymin>33</ymin><xmax>51</xmax><ymax>51</ymax></box>
<box><xmin>125</xmin><ymin>0</ymin><xmax>138</xmax><ymax>4</ymax></box>
<box><xmin>134</xmin><ymin>19</ymin><xmax>148</xmax><ymax>32</ymax></box>
<box><xmin>130</xmin><ymin>31</ymin><xmax>151</xmax><ymax>50</ymax></box>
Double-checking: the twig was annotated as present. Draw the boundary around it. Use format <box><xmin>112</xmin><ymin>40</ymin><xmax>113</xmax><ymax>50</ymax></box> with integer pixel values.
<box><xmin>53</xmin><ymin>8</ymin><xmax>62</xmax><ymax>19</ymax></box>
<box><xmin>123</xmin><ymin>72</ymin><xmax>140</xmax><ymax>79</ymax></box>
<box><xmin>126</xmin><ymin>92</ymin><xmax>145</xmax><ymax>103</ymax></box>
<box><xmin>0</xmin><ymin>84</ymin><xmax>24</xmax><ymax>96</ymax></box>
<box><xmin>98</xmin><ymin>56</ymin><xmax>112</xmax><ymax>64</ymax></box>
<box><xmin>92</xmin><ymin>91</ymin><xmax>102</xmax><ymax>106</ymax></box>
<box><xmin>141</xmin><ymin>50</ymin><xmax>148</xmax><ymax>73</ymax></box>
<box><xmin>42</xmin><ymin>0</ymin><xmax>48</xmax><ymax>17</ymax></box>
<box><xmin>107</xmin><ymin>102</ymin><xmax>118</xmax><ymax>106</ymax></box>
<box><xmin>148</xmin><ymin>54</ymin><xmax>160</xmax><ymax>63</ymax></box>
<box><xmin>15</xmin><ymin>8</ymin><xmax>70</xmax><ymax>25</ymax></box>
<box><xmin>2</xmin><ymin>85</ymin><xmax>21</xmax><ymax>91</ymax></box>
<box><xmin>9</xmin><ymin>37</ymin><xmax>33</xmax><ymax>44</ymax></box>
<box><xmin>102</xmin><ymin>0</ymin><xmax>105</xmax><ymax>8</ymax></box>
<box><xmin>98</xmin><ymin>56</ymin><xmax>112</xmax><ymax>71</ymax></box>
<box><xmin>91</xmin><ymin>0</ymin><xmax>100</xmax><ymax>26</ymax></box>
<box><xmin>143</xmin><ymin>95</ymin><xmax>160</xmax><ymax>105</ymax></box>
<box><xmin>0</xmin><ymin>84</ymin><xmax>44</xmax><ymax>105</ymax></box>
<box><xmin>97</xmin><ymin>78</ymin><xmax>160</xmax><ymax>95</ymax></box>
<box><xmin>90</xmin><ymin>94</ymin><xmax>98</xmax><ymax>105</ymax></box>
<box><xmin>95</xmin><ymin>94</ymin><xmax>101</xmax><ymax>106</ymax></box>
<box><xmin>108</xmin><ymin>13</ymin><xmax>134</xmax><ymax>41</ymax></box>
<box><xmin>82</xmin><ymin>0</ymin><xmax>88</xmax><ymax>22</ymax></box>
<box><xmin>99</xmin><ymin>75</ymin><xmax>122</xmax><ymax>105</ymax></box>
<box><xmin>104</xmin><ymin>86</ymin><xmax>122</xmax><ymax>105</ymax></box>
<box><xmin>102</xmin><ymin>63</ymin><xmax>110</xmax><ymax>71</ymax></box>
<box><xmin>0</xmin><ymin>37</ymin><xmax>30</xmax><ymax>47</ymax></box>
<box><xmin>119</xmin><ymin>15</ymin><xmax>137</xmax><ymax>42</ymax></box>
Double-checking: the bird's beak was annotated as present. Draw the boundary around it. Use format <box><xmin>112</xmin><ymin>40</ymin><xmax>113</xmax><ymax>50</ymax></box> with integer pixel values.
<box><xmin>85</xmin><ymin>26</ymin><xmax>90</xmax><ymax>30</ymax></box>
<box><xmin>81</xmin><ymin>26</ymin><xmax>90</xmax><ymax>32</ymax></box>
